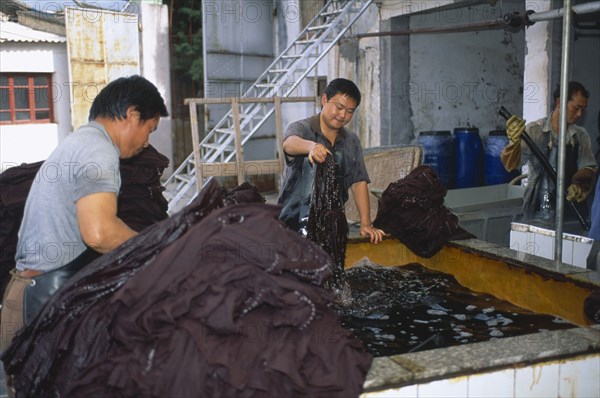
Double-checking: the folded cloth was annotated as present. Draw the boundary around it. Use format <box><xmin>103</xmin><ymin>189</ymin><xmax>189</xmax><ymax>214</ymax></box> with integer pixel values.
<box><xmin>0</xmin><ymin>161</ymin><xmax>44</xmax><ymax>295</ymax></box>
<box><xmin>0</xmin><ymin>145</ymin><xmax>170</xmax><ymax>296</ymax></box>
<box><xmin>2</xmin><ymin>179</ymin><xmax>372</xmax><ymax>398</ymax></box>
<box><xmin>373</xmin><ymin>165</ymin><xmax>474</xmax><ymax>258</ymax></box>
<box><xmin>220</xmin><ymin>181</ymin><xmax>266</xmax><ymax>205</ymax></box>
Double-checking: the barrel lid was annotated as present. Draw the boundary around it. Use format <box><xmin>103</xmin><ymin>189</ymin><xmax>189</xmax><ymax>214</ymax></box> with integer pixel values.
<box><xmin>489</xmin><ymin>129</ymin><xmax>507</xmax><ymax>136</ymax></box>
<box><xmin>453</xmin><ymin>127</ymin><xmax>479</xmax><ymax>134</ymax></box>
<box><xmin>419</xmin><ymin>130</ymin><xmax>451</xmax><ymax>136</ymax></box>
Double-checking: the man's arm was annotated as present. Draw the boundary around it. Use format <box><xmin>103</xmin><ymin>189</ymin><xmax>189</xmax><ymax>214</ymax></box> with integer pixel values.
<box><xmin>76</xmin><ymin>192</ymin><xmax>137</xmax><ymax>254</ymax></box>
<box><xmin>351</xmin><ymin>181</ymin><xmax>384</xmax><ymax>244</ymax></box>
<box><xmin>283</xmin><ymin>135</ymin><xmax>330</xmax><ymax>164</ymax></box>
<box><xmin>500</xmin><ymin>115</ymin><xmax>526</xmax><ymax>172</ymax></box>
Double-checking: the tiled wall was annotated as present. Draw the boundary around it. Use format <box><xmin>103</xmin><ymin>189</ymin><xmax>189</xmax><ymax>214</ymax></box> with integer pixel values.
<box><xmin>510</xmin><ymin>225</ymin><xmax>593</xmax><ymax>268</ymax></box>
<box><xmin>362</xmin><ymin>355</ymin><xmax>600</xmax><ymax>398</ymax></box>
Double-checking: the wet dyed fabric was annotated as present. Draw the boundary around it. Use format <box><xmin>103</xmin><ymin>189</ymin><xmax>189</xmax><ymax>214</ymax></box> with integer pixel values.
<box><xmin>373</xmin><ymin>165</ymin><xmax>474</xmax><ymax>258</ymax></box>
<box><xmin>220</xmin><ymin>181</ymin><xmax>266</xmax><ymax>206</ymax></box>
<box><xmin>2</xmin><ymin>180</ymin><xmax>372</xmax><ymax>398</ymax></box>
<box><xmin>307</xmin><ymin>156</ymin><xmax>348</xmax><ymax>292</ymax></box>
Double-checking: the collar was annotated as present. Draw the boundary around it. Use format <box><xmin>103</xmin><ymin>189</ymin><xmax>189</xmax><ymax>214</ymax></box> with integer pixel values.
<box><xmin>543</xmin><ymin>112</ymin><xmax>578</xmax><ymax>148</ymax></box>
<box><xmin>310</xmin><ymin>113</ymin><xmax>347</xmax><ymax>145</ymax></box>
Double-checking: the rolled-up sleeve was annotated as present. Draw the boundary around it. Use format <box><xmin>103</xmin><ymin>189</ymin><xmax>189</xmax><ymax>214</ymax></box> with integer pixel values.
<box><xmin>348</xmin><ymin>136</ymin><xmax>370</xmax><ymax>187</ymax></box>
<box><xmin>576</xmin><ymin>127</ymin><xmax>598</xmax><ymax>170</ymax></box>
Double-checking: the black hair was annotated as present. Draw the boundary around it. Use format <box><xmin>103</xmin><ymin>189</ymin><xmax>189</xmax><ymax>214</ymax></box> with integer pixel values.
<box><xmin>88</xmin><ymin>75</ymin><xmax>169</xmax><ymax>122</ymax></box>
<box><xmin>323</xmin><ymin>78</ymin><xmax>361</xmax><ymax>107</ymax></box>
<box><xmin>553</xmin><ymin>81</ymin><xmax>590</xmax><ymax>103</ymax></box>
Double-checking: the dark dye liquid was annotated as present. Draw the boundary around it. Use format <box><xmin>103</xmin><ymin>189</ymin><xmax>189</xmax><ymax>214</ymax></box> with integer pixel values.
<box><xmin>332</xmin><ymin>262</ymin><xmax>575</xmax><ymax>357</ymax></box>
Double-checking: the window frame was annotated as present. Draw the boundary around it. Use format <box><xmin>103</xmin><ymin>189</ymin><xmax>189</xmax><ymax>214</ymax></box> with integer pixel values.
<box><xmin>0</xmin><ymin>73</ymin><xmax>54</xmax><ymax>125</ymax></box>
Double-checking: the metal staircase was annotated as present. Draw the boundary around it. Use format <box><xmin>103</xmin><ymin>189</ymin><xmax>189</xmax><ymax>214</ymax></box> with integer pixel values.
<box><xmin>163</xmin><ymin>0</ymin><xmax>374</xmax><ymax>213</ymax></box>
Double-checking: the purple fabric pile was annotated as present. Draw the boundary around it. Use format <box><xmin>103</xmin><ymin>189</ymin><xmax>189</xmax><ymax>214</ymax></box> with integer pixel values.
<box><xmin>374</xmin><ymin>165</ymin><xmax>474</xmax><ymax>257</ymax></box>
<box><xmin>2</xmin><ymin>180</ymin><xmax>372</xmax><ymax>397</ymax></box>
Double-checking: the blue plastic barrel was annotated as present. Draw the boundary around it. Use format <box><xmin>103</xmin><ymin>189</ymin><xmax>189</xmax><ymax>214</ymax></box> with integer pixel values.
<box><xmin>484</xmin><ymin>130</ymin><xmax>519</xmax><ymax>185</ymax></box>
<box><xmin>454</xmin><ymin>127</ymin><xmax>483</xmax><ymax>189</ymax></box>
<box><xmin>418</xmin><ymin>131</ymin><xmax>454</xmax><ymax>188</ymax></box>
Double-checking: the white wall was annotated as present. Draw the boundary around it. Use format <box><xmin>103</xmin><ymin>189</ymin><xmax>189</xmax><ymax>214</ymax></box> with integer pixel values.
<box><xmin>522</xmin><ymin>0</ymin><xmax>553</xmax><ymax>123</ymax></box>
<box><xmin>140</xmin><ymin>2</ymin><xmax>174</xmax><ymax>176</ymax></box>
<box><xmin>0</xmin><ymin>41</ymin><xmax>70</xmax><ymax>171</ymax></box>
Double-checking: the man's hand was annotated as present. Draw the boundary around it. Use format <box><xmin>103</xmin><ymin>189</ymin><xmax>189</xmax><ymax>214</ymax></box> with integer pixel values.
<box><xmin>567</xmin><ymin>167</ymin><xmax>596</xmax><ymax>202</ymax></box>
<box><xmin>566</xmin><ymin>185</ymin><xmax>587</xmax><ymax>202</ymax></box>
<box><xmin>307</xmin><ymin>143</ymin><xmax>332</xmax><ymax>164</ymax></box>
<box><xmin>506</xmin><ymin>115</ymin><xmax>526</xmax><ymax>145</ymax></box>
<box><xmin>360</xmin><ymin>224</ymin><xmax>385</xmax><ymax>244</ymax></box>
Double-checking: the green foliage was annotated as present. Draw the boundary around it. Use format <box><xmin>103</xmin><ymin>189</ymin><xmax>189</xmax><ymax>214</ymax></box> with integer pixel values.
<box><xmin>167</xmin><ymin>0</ymin><xmax>203</xmax><ymax>84</ymax></box>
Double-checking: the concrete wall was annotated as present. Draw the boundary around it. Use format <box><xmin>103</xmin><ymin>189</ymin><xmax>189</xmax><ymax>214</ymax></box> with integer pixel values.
<box><xmin>140</xmin><ymin>2</ymin><xmax>174</xmax><ymax>176</ymax></box>
<box><xmin>202</xmin><ymin>0</ymin><xmax>276</xmax><ymax>161</ymax></box>
<box><xmin>0</xmin><ymin>41</ymin><xmax>70</xmax><ymax>170</ymax></box>
<box><xmin>322</xmin><ymin>1</ymin><xmax>525</xmax><ymax>147</ymax></box>
<box><xmin>408</xmin><ymin>2</ymin><xmax>525</xmax><ymax>141</ymax></box>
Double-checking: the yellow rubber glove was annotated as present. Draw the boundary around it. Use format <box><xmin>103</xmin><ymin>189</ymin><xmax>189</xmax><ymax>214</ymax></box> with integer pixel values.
<box><xmin>506</xmin><ymin>115</ymin><xmax>526</xmax><ymax>145</ymax></box>
<box><xmin>566</xmin><ymin>185</ymin><xmax>585</xmax><ymax>202</ymax></box>
<box><xmin>566</xmin><ymin>167</ymin><xmax>596</xmax><ymax>202</ymax></box>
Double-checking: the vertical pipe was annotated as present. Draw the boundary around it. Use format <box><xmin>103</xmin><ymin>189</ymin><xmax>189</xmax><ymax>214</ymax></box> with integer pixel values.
<box><xmin>554</xmin><ymin>0</ymin><xmax>573</xmax><ymax>263</ymax></box>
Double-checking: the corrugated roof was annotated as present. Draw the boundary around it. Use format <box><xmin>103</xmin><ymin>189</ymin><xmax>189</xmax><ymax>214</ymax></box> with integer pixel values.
<box><xmin>0</xmin><ymin>20</ymin><xmax>66</xmax><ymax>43</ymax></box>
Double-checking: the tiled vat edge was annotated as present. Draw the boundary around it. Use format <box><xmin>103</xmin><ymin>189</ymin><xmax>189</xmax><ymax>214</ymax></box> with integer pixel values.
<box><xmin>448</xmin><ymin>238</ymin><xmax>600</xmax><ymax>285</ymax></box>
<box><xmin>362</xmin><ymin>327</ymin><xmax>600</xmax><ymax>394</ymax></box>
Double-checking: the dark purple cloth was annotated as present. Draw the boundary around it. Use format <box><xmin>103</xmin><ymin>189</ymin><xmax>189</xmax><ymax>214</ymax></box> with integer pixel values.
<box><xmin>373</xmin><ymin>165</ymin><xmax>475</xmax><ymax>258</ymax></box>
<box><xmin>0</xmin><ymin>161</ymin><xmax>44</xmax><ymax>295</ymax></box>
<box><xmin>0</xmin><ymin>146</ymin><xmax>170</xmax><ymax>297</ymax></box>
<box><xmin>220</xmin><ymin>181</ymin><xmax>266</xmax><ymax>206</ymax></box>
<box><xmin>117</xmin><ymin>144</ymin><xmax>170</xmax><ymax>232</ymax></box>
<box><xmin>2</xmin><ymin>180</ymin><xmax>372</xmax><ymax>398</ymax></box>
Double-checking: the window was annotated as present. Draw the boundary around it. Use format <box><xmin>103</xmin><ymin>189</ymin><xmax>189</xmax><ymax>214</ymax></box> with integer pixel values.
<box><xmin>0</xmin><ymin>74</ymin><xmax>54</xmax><ymax>124</ymax></box>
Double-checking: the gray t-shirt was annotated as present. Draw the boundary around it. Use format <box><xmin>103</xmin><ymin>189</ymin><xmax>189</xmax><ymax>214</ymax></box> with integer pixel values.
<box><xmin>15</xmin><ymin>121</ymin><xmax>121</xmax><ymax>272</ymax></box>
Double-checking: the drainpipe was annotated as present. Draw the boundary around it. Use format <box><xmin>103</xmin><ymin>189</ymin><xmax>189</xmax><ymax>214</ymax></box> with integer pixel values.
<box><xmin>355</xmin><ymin>18</ymin><xmax>505</xmax><ymax>39</ymax></box>
<box><xmin>554</xmin><ymin>0</ymin><xmax>574</xmax><ymax>264</ymax></box>
<box><xmin>527</xmin><ymin>1</ymin><xmax>600</xmax><ymax>24</ymax></box>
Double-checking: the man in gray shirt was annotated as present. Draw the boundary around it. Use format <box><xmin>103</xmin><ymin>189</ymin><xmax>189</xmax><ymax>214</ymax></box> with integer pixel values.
<box><xmin>1</xmin><ymin>76</ymin><xmax>168</xmax><ymax>393</ymax></box>
<box><xmin>501</xmin><ymin>81</ymin><xmax>597</xmax><ymax>220</ymax></box>
<box><xmin>278</xmin><ymin>78</ymin><xmax>384</xmax><ymax>243</ymax></box>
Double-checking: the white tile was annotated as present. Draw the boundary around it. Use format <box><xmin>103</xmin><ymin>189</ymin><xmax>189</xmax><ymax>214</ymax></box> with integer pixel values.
<box><xmin>515</xmin><ymin>363</ymin><xmax>559</xmax><ymax>397</ymax></box>
<box><xmin>525</xmin><ymin>231</ymin><xmax>538</xmax><ymax>255</ymax></box>
<box><xmin>572</xmin><ymin>241</ymin><xmax>593</xmax><ymax>269</ymax></box>
<box><xmin>559</xmin><ymin>356</ymin><xmax>600</xmax><ymax>398</ymax></box>
<box><xmin>418</xmin><ymin>377</ymin><xmax>468</xmax><ymax>398</ymax></box>
<box><xmin>361</xmin><ymin>385</ymin><xmax>418</xmax><ymax>398</ymax></box>
<box><xmin>533</xmin><ymin>233</ymin><xmax>554</xmax><ymax>260</ymax></box>
<box><xmin>468</xmin><ymin>369</ymin><xmax>515</xmax><ymax>398</ymax></box>
<box><xmin>561</xmin><ymin>239</ymin><xmax>574</xmax><ymax>266</ymax></box>
<box><xmin>510</xmin><ymin>230</ymin><xmax>528</xmax><ymax>252</ymax></box>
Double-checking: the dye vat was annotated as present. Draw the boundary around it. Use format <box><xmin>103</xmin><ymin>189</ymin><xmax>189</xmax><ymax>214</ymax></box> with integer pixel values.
<box><xmin>334</xmin><ymin>261</ymin><xmax>575</xmax><ymax>358</ymax></box>
<box><xmin>344</xmin><ymin>235</ymin><xmax>600</xmax><ymax>397</ymax></box>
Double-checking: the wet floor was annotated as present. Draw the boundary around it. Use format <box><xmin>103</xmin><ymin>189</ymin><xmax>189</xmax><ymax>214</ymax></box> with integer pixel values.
<box><xmin>332</xmin><ymin>262</ymin><xmax>575</xmax><ymax>357</ymax></box>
